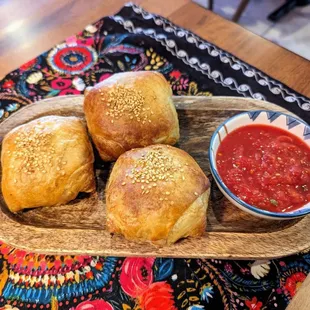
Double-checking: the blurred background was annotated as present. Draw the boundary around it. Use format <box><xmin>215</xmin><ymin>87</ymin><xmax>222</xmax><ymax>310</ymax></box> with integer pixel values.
<box><xmin>194</xmin><ymin>0</ymin><xmax>310</xmax><ymax>60</ymax></box>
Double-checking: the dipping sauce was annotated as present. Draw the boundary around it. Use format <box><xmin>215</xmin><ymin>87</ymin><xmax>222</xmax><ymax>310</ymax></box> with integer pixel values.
<box><xmin>216</xmin><ymin>124</ymin><xmax>310</xmax><ymax>212</ymax></box>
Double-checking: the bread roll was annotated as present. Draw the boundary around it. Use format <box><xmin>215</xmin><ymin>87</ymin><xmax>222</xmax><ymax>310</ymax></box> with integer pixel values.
<box><xmin>106</xmin><ymin>144</ymin><xmax>210</xmax><ymax>245</ymax></box>
<box><xmin>83</xmin><ymin>71</ymin><xmax>179</xmax><ymax>161</ymax></box>
<box><xmin>1</xmin><ymin>116</ymin><xmax>95</xmax><ymax>212</ymax></box>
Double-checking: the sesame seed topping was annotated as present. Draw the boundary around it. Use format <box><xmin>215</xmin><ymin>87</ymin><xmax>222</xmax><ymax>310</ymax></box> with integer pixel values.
<box><xmin>126</xmin><ymin>148</ymin><xmax>178</xmax><ymax>194</ymax></box>
<box><xmin>10</xmin><ymin>125</ymin><xmax>67</xmax><ymax>175</ymax></box>
<box><xmin>194</xmin><ymin>192</ymin><xmax>199</xmax><ymax>196</ymax></box>
<box><xmin>122</xmin><ymin>182</ymin><xmax>126</xmax><ymax>186</ymax></box>
<box><xmin>103</xmin><ymin>85</ymin><xmax>152</xmax><ymax>123</ymax></box>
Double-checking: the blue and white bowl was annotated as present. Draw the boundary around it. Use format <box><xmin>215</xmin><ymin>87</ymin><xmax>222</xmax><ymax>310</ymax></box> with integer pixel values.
<box><xmin>209</xmin><ymin>110</ymin><xmax>310</xmax><ymax>220</ymax></box>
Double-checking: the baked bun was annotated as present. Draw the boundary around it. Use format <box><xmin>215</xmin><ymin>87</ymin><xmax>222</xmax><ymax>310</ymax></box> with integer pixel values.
<box><xmin>83</xmin><ymin>71</ymin><xmax>179</xmax><ymax>161</ymax></box>
<box><xmin>1</xmin><ymin>116</ymin><xmax>95</xmax><ymax>213</ymax></box>
<box><xmin>106</xmin><ymin>144</ymin><xmax>210</xmax><ymax>245</ymax></box>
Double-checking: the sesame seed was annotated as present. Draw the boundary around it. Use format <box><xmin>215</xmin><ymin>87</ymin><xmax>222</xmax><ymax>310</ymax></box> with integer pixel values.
<box><xmin>182</xmin><ymin>176</ymin><xmax>185</xmax><ymax>180</ymax></box>
<box><xmin>122</xmin><ymin>182</ymin><xmax>126</xmax><ymax>186</ymax></box>
<box><xmin>165</xmin><ymin>191</ymin><xmax>170</xmax><ymax>195</ymax></box>
<box><xmin>103</xmin><ymin>85</ymin><xmax>153</xmax><ymax>123</ymax></box>
<box><xmin>125</xmin><ymin>148</ymin><xmax>178</xmax><ymax>194</ymax></box>
<box><xmin>12</xmin><ymin>126</ymin><xmax>59</xmax><ymax>175</ymax></box>
<box><xmin>194</xmin><ymin>192</ymin><xmax>199</xmax><ymax>196</ymax></box>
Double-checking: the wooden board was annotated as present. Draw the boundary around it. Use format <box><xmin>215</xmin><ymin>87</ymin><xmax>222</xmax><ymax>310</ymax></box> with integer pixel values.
<box><xmin>0</xmin><ymin>95</ymin><xmax>309</xmax><ymax>259</ymax></box>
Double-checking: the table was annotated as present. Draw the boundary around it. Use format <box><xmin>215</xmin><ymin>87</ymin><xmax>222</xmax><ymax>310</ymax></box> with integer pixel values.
<box><xmin>0</xmin><ymin>0</ymin><xmax>309</xmax><ymax>308</ymax></box>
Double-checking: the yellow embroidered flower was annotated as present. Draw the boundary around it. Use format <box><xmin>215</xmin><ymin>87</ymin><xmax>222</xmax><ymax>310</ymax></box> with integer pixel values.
<box><xmin>145</xmin><ymin>48</ymin><xmax>166</xmax><ymax>70</ymax></box>
<box><xmin>178</xmin><ymin>81</ymin><xmax>212</xmax><ymax>96</ymax></box>
<box><xmin>26</xmin><ymin>71</ymin><xmax>43</xmax><ymax>84</ymax></box>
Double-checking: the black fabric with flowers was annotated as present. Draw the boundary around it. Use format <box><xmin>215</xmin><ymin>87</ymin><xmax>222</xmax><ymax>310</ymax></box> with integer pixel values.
<box><xmin>0</xmin><ymin>3</ymin><xmax>309</xmax><ymax>310</ymax></box>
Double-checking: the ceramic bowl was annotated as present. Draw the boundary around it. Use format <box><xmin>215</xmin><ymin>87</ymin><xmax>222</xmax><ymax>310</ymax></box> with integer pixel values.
<box><xmin>209</xmin><ymin>110</ymin><xmax>310</xmax><ymax>220</ymax></box>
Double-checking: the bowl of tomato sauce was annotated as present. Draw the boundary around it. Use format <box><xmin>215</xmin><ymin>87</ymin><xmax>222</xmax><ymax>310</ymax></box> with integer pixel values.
<box><xmin>209</xmin><ymin>110</ymin><xmax>310</xmax><ymax>220</ymax></box>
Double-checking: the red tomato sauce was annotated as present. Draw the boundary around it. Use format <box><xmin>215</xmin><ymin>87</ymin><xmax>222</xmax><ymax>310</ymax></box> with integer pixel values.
<box><xmin>216</xmin><ymin>124</ymin><xmax>310</xmax><ymax>212</ymax></box>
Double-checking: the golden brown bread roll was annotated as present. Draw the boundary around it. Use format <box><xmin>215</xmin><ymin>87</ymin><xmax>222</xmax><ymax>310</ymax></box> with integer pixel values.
<box><xmin>106</xmin><ymin>144</ymin><xmax>210</xmax><ymax>245</ymax></box>
<box><xmin>1</xmin><ymin>116</ymin><xmax>95</xmax><ymax>212</ymax></box>
<box><xmin>83</xmin><ymin>71</ymin><xmax>179</xmax><ymax>161</ymax></box>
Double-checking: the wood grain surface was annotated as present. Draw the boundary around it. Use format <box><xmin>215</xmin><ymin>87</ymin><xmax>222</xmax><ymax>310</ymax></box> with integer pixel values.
<box><xmin>0</xmin><ymin>0</ymin><xmax>310</xmax><ymax>99</ymax></box>
<box><xmin>0</xmin><ymin>95</ymin><xmax>309</xmax><ymax>259</ymax></box>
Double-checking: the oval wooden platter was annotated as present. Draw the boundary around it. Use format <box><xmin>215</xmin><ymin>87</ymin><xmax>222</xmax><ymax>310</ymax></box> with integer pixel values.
<box><xmin>0</xmin><ymin>95</ymin><xmax>309</xmax><ymax>259</ymax></box>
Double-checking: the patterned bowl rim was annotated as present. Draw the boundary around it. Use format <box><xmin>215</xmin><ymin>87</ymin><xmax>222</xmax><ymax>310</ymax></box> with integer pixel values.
<box><xmin>208</xmin><ymin>110</ymin><xmax>310</xmax><ymax>219</ymax></box>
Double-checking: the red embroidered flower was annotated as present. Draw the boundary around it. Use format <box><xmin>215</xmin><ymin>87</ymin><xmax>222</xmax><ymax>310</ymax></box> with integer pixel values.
<box><xmin>51</xmin><ymin>78</ymin><xmax>72</xmax><ymax>90</ymax></box>
<box><xmin>76</xmin><ymin>299</ymin><xmax>113</xmax><ymax>310</ymax></box>
<box><xmin>140</xmin><ymin>282</ymin><xmax>177</xmax><ymax>310</ymax></box>
<box><xmin>245</xmin><ymin>297</ymin><xmax>263</xmax><ymax>310</ymax></box>
<box><xmin>20</xmin><ymin>58</ymin><xmax>36</xmax><ymax>71</ymax></box>
<box><xmin>120</xmin><ymin>257</ymin><xmax>155</xmax><ymax>297</ymax></box>
<box><xmin>59</xmin><ymin>88</ymin><xmax>80</xmax><ymax>96</ymax></box>
<box><xmin>284</xmin><ymin>271</ymin><xmax>306</xmax><ymax>297</ymax></box>
<box><xmin>2</xmin><ymin>80</ymin><xmax>15</xmax><ymax>89</ymax></box>
<box><xmin>169</xmin><ymin>70</ymin><xmax>181</xmax><ymax>79</ymax></box>
<box><xmin>99</xmin><ymin>73</ymin><xmax>112</xmax><ymax>82</ymax></box>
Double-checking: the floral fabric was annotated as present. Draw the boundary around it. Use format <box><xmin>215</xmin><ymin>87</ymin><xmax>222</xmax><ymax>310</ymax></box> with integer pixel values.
<box><xmin>0</xmin><ymin>4</ymin><xmax>309</xmax><ymax>310</ymax></box>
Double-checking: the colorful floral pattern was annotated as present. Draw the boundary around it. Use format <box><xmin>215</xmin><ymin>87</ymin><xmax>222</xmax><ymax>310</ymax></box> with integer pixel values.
<box><xmin>0</xmin><ymin>4</ymin><xmax>309</xmax><ymax>310</ymax></box>
<box><xmin>47</xmin><ymin>43</ymin><xmax>98</xmax><ymax>75</ymax></box>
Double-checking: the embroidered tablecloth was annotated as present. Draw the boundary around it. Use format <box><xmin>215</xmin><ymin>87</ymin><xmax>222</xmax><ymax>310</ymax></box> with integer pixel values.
<box><xmin>0</xmin><ymin>4</ymin><xmax>309</xmax><ymax>310</ymax></box>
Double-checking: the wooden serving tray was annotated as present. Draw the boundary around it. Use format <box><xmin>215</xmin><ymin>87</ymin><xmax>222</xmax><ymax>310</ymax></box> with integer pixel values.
<box><xmin>0</xmin><ymin>95</ymin><xmax>309</xmax><ymax>259</ymax></box>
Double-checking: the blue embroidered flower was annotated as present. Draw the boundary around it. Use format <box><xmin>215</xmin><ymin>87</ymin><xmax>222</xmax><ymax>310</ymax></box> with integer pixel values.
<box><xmin>200</xmin><ymin>283</ymin><xmax>214</xmax><ymax>303</ymax></box>
<box><xmin>188</xmin><ymin>305</ymin><xmax>204</xmax><ymax>310</ymax></box>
